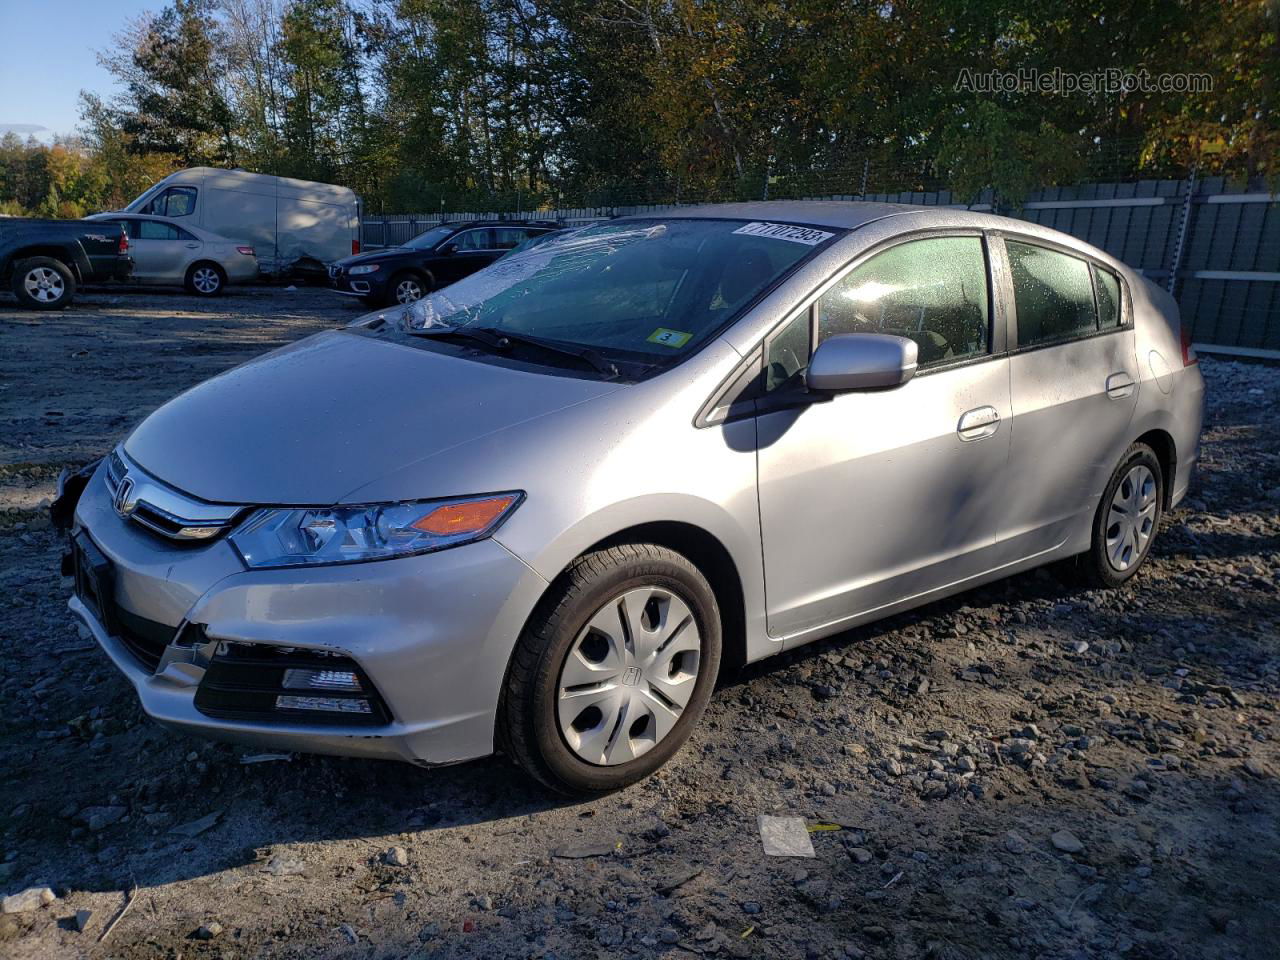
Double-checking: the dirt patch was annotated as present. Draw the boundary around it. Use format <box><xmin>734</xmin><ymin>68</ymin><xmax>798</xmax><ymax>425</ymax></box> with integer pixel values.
<box><xmin>0</xmin><ymin>288</ymin><xmax>1276</xmax><ymax>959</ymax></box>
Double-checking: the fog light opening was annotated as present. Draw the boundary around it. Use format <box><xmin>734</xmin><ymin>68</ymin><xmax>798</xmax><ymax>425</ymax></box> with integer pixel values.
<box><xmin>275</xmin><ymin>694</ymin><xmax>372</xmax><ymax>715</ymax></box>
<box><xmin>282</xmin><ymin>668</ymin><xmax>363</xmax><ymax>692</ymax></box>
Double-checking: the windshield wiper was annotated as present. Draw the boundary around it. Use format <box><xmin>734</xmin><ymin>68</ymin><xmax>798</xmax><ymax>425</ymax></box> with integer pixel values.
<box><xmin>406</xmin><ymin>324</ymin><xmax>620</xmax><ymax>379</ymax></box>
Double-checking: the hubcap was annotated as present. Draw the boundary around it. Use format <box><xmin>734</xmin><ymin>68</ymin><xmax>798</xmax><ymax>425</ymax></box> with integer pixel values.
<box><xmin>556</xmin><ymin>586</ymin><xmax>702</xmax><ymax>766</ymax></box>
<box><xmin>395</xmin><ymin>279</ymin><xmax>423</xmax><ymax>303</ymax></box>
<box><xmin>23</xmin><ymin>267</ymin><xmax>64</xmax><ymax>303</ymax></box>
<box><xmin>192</xmin><ymin>268</ymin><xmax>220</xmax><ymax>293</ymax></box>
<box><xmin>1105</xmin><ymin>464</ymin><xmax>1157</xmax><ymax>571</ymax></box>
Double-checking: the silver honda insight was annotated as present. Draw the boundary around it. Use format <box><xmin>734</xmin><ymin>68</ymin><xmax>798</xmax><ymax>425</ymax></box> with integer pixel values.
<box><xmin>62</xmin><ymin>202</ymin><xmax>1204</xmax><ymax>794</ymax></box>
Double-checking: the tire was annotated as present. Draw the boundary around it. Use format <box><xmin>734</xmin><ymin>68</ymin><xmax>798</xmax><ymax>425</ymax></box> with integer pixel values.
<box><xmin>1082</xmin><ymin>442</ymin><xmax>1164</xmax><ymax>587</ymax></box>
<box><xmin>12</xmin><ymin>257</ymin><xmax>76</xmax><ymax>310</ymax></box>
<box><xmin>385</xmin><ymin>271</ymin><xmax>427</xmax><ymax>306</ymax></box>
<box><xmin>185</xmin><ymin>262</ymin><xmax>225</xmax><ymax>296</ymax></box>
<box><xmin>500</xmin><ymin>544</ymin><xmax>722</xmax><ymax>795</ymax></box>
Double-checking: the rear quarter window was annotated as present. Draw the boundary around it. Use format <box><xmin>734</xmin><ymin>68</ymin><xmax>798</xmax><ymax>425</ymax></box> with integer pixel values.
<box><xmin>1094</xmin><ymin>265</ymin><xmax>1123</xmax><ymax>329</ymax></box>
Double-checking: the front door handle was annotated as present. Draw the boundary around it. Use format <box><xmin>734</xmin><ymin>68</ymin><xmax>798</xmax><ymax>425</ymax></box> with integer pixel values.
<box><xmin>185</xmin><ymin>243</ymin><xmax>200</xmax><ymax>249</ymax></box>
<box><xmin>1105</xmin><ymin>372</ymin><xmax>1136</xmax><ymax>399</ymax></box>
<box><xmin>957</xmin><ymin>405</ymin><xmax>1000</xmax><ymax>441</ymax></box>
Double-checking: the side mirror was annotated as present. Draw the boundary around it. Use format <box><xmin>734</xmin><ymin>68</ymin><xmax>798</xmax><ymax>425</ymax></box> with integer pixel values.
<box><xmin>440</xmin><ymin>243</ymin><xmax>458</xmax><ymax>255</ymax></box>
<box><xmin>805</xmin><ymin>333</ymin><xmax>918</xmax><ymax>393</ymax></box>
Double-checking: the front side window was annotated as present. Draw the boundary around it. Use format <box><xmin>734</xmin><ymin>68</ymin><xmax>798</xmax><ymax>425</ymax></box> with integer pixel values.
<box><xmin>1007</xmin><ymin>241</ymin><xmax>1097</xmax><ymax>346</ymax></box>
<box><xmin>452</xmin><ymin>229</ymin><xmax>495</xmax><ymax>251</ymax></box>
<box><xmin>816</xmin><ymin>235</ymin><xmax>990</xmax><ymax>367</ymax></box>
<box><xmin>145</xmin><ymin>186</ymin><xmax>197</xmax><ymax>218</ymax></box>
<box><xmin>400</xmin><ymin>218</ymin><xmax>831</xmax><ymax>366</ymax></box>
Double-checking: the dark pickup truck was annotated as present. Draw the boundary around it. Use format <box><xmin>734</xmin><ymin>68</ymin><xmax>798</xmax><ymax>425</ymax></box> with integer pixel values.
<box><xmin>0</xmin><ymin>217</ymin><xmax>133</xmax><ymax>310</ymax></box>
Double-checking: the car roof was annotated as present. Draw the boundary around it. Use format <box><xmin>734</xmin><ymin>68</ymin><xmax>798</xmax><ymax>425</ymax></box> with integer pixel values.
<box><xmin>613</xmin><ymin>200</ymin><xmax>1137</xmax><ymax>277</ymax></box>
<box><xmin>620</xmin><ymin>200</ymin><xmax>969</xmax><ymax>230</ymax></box>
<box><xmin>441</xmin><ymin>220</ymin><xmax>558</xmax><ymax>230</ymax></box>
<box><xmin>86</xmin><ymin>212</ymin><xmax>235</xmax><ymax>243</ymax></box>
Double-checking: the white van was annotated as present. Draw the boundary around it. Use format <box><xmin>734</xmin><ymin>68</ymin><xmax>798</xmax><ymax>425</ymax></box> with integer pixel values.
<box><xmin>122</xmin><ymin>168</ymin><xmax>361</xmax><ymax>276</ymax></box>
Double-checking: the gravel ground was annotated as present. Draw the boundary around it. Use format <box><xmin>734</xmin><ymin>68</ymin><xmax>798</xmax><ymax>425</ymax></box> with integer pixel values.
<box><xmin>0</xmin><ymin>287</ymin><xmax>1277</xmax><ymax>960</ymax></box>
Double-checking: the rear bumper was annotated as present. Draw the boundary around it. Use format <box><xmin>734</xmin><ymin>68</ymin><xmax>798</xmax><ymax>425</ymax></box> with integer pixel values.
<box><xmin>224</xmin><ymin>257</ymin><xmax>259</xmax><ymax>284</ymax></box>
<box><xmin>1169</xmin><ymin>366</ymin><xmax>1206</xmax><ymax>509</ymax></box>
<box><xmin>86</xmin><ymin>254</ymin><xmax>134</xmax><ymax>282</ymax></box>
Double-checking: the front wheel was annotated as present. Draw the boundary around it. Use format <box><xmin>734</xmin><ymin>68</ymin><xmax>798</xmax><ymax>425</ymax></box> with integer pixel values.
<box><xmin>500</xmin><ymin>544</ymin><xmax>722</xmax><ymax>795</ymax></box>
<box><xmin>1083</xmin><ymin>443</ymin><xmax>1164</xmax><ymax>587</ymax></box>
<box><xmin>185</xmin><ymin>262</ymin><xmax>225</xmax><ymax>296</ymax></box>
<box><xmin>12</xmin><ymin>257</ymin><xmax>76</xmax><ymax>310</ymax></box>
<box><xmin>386</xmin><ymin>271</ymin><xmax>427</xmax><ymax>306</ymax></box>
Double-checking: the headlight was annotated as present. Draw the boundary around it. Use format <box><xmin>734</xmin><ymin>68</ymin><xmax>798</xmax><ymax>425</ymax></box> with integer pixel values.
<box><xmin>348</xmin><ymin>264</ymin><xmax>380</xmax><ymax>275</ymax></box>
<box><xmin>230</xmin><ymin>493</ymin><xmax>523</xmax><ymax>569</ymax></box>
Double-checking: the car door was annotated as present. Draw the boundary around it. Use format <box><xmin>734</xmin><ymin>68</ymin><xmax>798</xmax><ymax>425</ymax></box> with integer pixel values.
<box><xmin>993</xmin><ymin>235</ymin><xmax>1139</xmax><ymax>558</ymax></box>
<box><xmin>755</xmin><ymin>233</ymin><xmax>1013</xmax><ymax>642</ymax></box>
<box><xmin>130</xmin><ymin>219</ymin><xmax>198</xmax><ymax>283</ymax></box>
<box><xmin>436</xmin><ymin>228</ymin><xmax>497</xmax><ymax>283</ymax></box>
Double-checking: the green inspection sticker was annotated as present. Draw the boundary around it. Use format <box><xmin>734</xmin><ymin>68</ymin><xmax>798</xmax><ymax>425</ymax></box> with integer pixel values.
<box><xmin>647</xmin><ymin>327</ymin><xmax>693</xmax><ymax>348</ymax></box>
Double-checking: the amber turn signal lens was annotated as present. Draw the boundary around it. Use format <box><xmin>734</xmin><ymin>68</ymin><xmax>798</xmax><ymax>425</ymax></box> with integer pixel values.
<box><xmin>411</xmin><ymin>495</ymin><xmax>517</xmax><ymax>536</ymax></box>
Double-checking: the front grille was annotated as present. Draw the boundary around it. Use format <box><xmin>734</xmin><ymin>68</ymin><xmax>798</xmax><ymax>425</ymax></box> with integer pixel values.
<box><xmin>103</xmin><ymin>450</ymin><xmax>126</xmax><ymax>496</ymax></box>
<box><xmin>328</xmin><ymin>264</ymin><xmax>341</xmax><ymax>278</ymax></box>
<box><xmin>194</xmin><ymin>643</ymin><xmax>390</xmax><ymax>726</ymax></box>
<box><xmin>102</xmin><ymin>449</ymin><xmax>242</xmax><ymax>544</ymax></box>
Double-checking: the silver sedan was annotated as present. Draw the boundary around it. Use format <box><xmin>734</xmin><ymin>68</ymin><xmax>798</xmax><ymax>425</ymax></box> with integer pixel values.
<box><xmin>85</xmin><ymin>213</ymin><xmax>259</xmax><ymax>295</ymax></box>
<box><xmin>60</xmin><ymin>202</ymin><xmax>1204</xmax><ymax>794</ymax></box>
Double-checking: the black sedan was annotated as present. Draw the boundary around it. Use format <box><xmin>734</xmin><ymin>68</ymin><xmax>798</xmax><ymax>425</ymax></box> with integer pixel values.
<box><xmin>329</xmin><ymin>221</ymin><xmax>558</xmax><ymax>306</ymax></box>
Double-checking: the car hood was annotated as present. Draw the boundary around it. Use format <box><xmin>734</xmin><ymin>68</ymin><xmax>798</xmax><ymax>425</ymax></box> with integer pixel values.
<box><xmin>333</xmin><ymin>248</ymin><xmax>411</xmax><ymax>268</ymax></box>
<box><xmin>123</xmin><ymin>331</ymin><xmax>619</xmax><ymax>504</ymax></box>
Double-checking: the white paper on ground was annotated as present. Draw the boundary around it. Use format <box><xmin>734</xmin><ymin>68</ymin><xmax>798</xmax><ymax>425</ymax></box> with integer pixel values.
<box><xmin>758</xmin><ymin>815</ymin><xmax>816</xmax><ymax>857</ymax></box>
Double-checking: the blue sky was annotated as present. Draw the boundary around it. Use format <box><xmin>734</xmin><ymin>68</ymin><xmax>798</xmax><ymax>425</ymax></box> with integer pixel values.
<box><xmin>0</xmin><ymin>0</ymin><xmax>160</xmax><ymax>140</ymax></box>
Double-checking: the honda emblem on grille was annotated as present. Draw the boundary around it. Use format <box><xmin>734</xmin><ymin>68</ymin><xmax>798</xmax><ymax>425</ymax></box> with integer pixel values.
<box><xmin>112</xmin><ymin>475</ymin><xmax>137</xmax><ymax>517</ymax></box>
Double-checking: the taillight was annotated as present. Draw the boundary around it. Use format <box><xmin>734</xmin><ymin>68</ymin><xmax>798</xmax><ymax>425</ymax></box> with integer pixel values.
<box><xmin>352</xmin><ymin>239</ymin><xmax>361</xmax><ymax>255</ymax></box>
<box><xmin>236</xmin><ymin>246</ymin><xmax>255</xmax><ymax>256</ymax></box>
<box><xmin>1180</xmin><ymin>323</ymin><xmax>1198</xmax><ymax>366</ymax></box>
<box><xmin>118</xmin><ymin>233</ymin><xmax>128</xmax><ymax>254</ymax></box>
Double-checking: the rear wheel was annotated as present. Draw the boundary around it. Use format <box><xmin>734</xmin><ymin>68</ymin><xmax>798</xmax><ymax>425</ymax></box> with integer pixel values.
<box><xmin>1083</xmin><ymin>443</ymin><xmax>1164</xmax><ymax>587</ymax></box>
<box><xmin>185</xmin><ymin>262</ymin><xmax>225</xmax><ymax>296</ymax></box>
<box><xmin>500</xmin><ymin>544</ymin><xmax>721</xmax><ymax>795</ymax></box>
<box><xmin>12</xmin><ymin>257</ymin><xmax>76</xmax><ymax>310</ymax></box>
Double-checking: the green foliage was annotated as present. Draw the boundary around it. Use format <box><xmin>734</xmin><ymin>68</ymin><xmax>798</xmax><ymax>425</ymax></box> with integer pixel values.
<box><xmin>0</xmin><ymin>0</ymin><xmax>1274</xmax><ymax>217</ymax></box>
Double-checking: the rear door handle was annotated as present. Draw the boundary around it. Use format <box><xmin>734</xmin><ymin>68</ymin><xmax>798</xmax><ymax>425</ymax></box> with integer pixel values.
<box><xmin>185</xmin><ymin>243</ymin><xmax>199</xmax><ymax>249</ymax></box>
<box><xmin>1105</xmin><ymin>372</ymin><xmax>1136</xmax><ymax>399</ymax></box>
<box><xmin>957</xmin><ymin>405</ymin><xmax>1000</xmax><ymax>441</ymax></box>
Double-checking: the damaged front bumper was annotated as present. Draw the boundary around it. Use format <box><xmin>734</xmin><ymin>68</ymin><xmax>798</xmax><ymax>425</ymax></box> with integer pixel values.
<box><xmin>62</xmin><ymin>462</ymin><xmax>548</xmax><ymax>766</ymax></box>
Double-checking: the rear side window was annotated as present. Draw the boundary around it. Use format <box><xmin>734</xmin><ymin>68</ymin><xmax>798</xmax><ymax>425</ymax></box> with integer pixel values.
<box><xmin>138</xmin><ymin>220</ymin><xmax>180</xmax><ymax>240</ymax></box>
<box><xmin>1094</xmin><ymin>264</ymin><xmax>1122</xmax><ymax>329</ymax></box>
<box><xmin>1007</xmin><ymin>241</ymin><xmax>1097</xmax><ymax>346</ymax></box>
<box><xmin>816</xmin><ymin>236</ymin><xmax>990</xmax><ymax>368</ymax></box>
<box><xmin>492</xmin><ymin>228</ymin><xmax>531</xmax><ymax>249</ymax></box>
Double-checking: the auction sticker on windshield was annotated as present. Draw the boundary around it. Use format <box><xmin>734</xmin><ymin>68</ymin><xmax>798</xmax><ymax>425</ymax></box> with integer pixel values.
<box><xmin>647</xmin><ymin>328</ymin><xmax>693</xmax><ymax>348</ymax></box>
<box><xmin>732</xmin><ymin>222</ymin><xmax>835</xmax><ymax>245</ymax></box>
